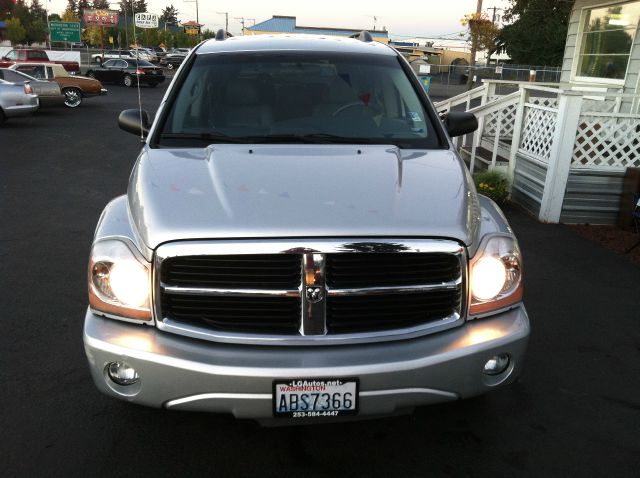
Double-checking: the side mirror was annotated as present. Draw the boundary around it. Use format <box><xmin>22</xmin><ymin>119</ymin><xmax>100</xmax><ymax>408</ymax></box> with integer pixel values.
<box><xmin>443</xmin><ymin>111</ymin><xmax>478</xmax><ymax>137</ymax></box>
<box><xmin>118</xmin><ymin>109</ymin><xmax>151</xmax><ymax>137</ymax></box>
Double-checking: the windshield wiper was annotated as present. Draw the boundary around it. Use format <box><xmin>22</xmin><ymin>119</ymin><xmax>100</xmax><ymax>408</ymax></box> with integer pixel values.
<box><xmin>159</xmin><ymin>132</ymin><xmax>376</xmax><ymax>145</ymax></box>
<box><xmin>159</xmin><ymin>132</ymin><xmax>252</xmax><ymax>144</ymax></box>
<box><xmin>257</xmin><ymin>133</ymin><xmax>375</xmax><ymax>144</ymax></box>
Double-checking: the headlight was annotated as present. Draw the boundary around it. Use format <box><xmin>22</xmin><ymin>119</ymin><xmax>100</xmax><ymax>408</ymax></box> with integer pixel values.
<box><xmin>88</xmin><ymin>239</ymin><xmax>152</xmax><ymax>321</ymax></box>
<box><xmin>469</xmin><ymin>235</ymin><xmax>523</xmax><ymax>317</ymax></box>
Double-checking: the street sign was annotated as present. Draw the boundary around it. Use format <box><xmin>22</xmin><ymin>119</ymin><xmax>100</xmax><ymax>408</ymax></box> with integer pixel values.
<box><xmin>49</xmin><ymin>22</ymin><xmax>81</xmax><ymax>43</ymax></box>
<box><xmin>135</xmin><ymin>13</ymin><xmax>159</xmax><ymax>29</ymax></box>
<box><xmin>83</xmin><ymin>9</ymin><xmax>119</xmax><ymax>26</ymax></box>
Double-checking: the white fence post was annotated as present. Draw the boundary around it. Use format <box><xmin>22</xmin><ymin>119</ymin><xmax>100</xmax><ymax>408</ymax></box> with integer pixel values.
<box><xmin>539</xmin><ymin>91</ymin><xmax>583</xmax><ymax>223</ymax></box>
<box><xmin>507</xmin><ymin>87</ymin><xmax>528</xmax><ymax>187</ymax></box>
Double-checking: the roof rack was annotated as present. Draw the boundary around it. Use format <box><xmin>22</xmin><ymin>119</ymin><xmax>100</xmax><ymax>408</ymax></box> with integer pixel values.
<box><xmin>215</xmin><ymin>29</ymin><xmax>233</xmax><ymax>41</ymax></box>
<box><xmin>350</xmin><ymin>31</ymin><xmax>373</xmax><ymax>43</ymax></box>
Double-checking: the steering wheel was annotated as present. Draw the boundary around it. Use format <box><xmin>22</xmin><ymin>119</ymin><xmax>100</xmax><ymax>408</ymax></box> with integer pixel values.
<box><xmin>332</xmin><ymin>102</ymin><xmax>382</xmax><ymax>117</ymax></box>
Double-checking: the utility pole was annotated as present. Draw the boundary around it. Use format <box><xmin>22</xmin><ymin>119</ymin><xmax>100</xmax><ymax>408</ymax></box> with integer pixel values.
<box><xmin>184</xmin><ymin>0</ymin><xmax>200</xmax><ymax>40</ymax></box>
<box><xmin>235</xmin><ymin>16</ymin><xmax>246</xmax><ymax>33</ymax></box>
<box><xmin>217</xmin><ymin>11</ymin><xmax>229</xmax><ymax>32</ymax></box>
<box><xmin>466</xmin><ymin>0</ymin><xmax>483</xmax><ymax>90</ymax></box>
<box><xmin>487</xmin><ymin>6</ymin><xmax>502</xmax><ymax>24</ymax></box>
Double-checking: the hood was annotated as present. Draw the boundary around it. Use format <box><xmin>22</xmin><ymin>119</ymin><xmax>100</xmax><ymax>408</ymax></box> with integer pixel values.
<box><xmin>128</xmin><ymin>144</ymin><xmax>480</xmax><ymax>249</ymax></box>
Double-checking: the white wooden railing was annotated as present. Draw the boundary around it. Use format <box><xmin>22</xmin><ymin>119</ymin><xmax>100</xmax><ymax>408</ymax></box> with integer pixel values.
<box><xmin>436</xmin><ymin>80</ymin><xmax>640</xmax><ymax>222</ymax></box>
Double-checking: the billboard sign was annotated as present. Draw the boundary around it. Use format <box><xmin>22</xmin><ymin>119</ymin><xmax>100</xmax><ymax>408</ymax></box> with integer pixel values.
<box><xmin>135</xmin><ymin>13</ymin><xmax>159</xmax><ymax>29</ymax></box>
<box><xmin>49</xmin><ymin>22</ymin><xmax>81</xmax><ymax>43</ymax></box>
<box><xmin>83</xmin><ymin>9</ymin><xmax>119</xmax><ymax>26</ymax></box>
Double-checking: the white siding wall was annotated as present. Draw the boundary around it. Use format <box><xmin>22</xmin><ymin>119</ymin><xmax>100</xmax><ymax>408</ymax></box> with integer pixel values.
<box><xmin>561</xmin><ymin>0</ymin><xmax>640</xmax><ymax>96</ymax></box>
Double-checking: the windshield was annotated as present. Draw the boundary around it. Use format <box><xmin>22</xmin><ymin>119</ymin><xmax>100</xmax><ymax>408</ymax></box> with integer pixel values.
<box><xmin>155</xmin><ymin>51</ymin><xmax>441</xmax><ymax>149</ymax></box>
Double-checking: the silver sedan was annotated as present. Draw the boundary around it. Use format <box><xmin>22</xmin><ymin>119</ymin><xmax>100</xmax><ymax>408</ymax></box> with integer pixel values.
<box><xmin>0</xmin><ymin>79</ymin><xmax>39</xmax><ymax>124</ymax></box>
<box><xmin>0</xmin><ymin>68</ymin><xmax>64</xmax><ymax>107</ymax></box>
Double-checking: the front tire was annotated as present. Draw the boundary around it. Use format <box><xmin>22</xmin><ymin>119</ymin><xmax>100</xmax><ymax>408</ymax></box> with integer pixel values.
<box><xmin>63</xmin><ymin>88</ymin><xmax>82</xmax><ymax>108</ymax></box>
<box><xmin>123</xmin><ymin>74</ymin><xmax>133</xmax><ymax>87</ymax></box>
<box><xmin>94</xmin><ymin>56</ymin><xmax>103</xmax><ymax>64</ymax></box>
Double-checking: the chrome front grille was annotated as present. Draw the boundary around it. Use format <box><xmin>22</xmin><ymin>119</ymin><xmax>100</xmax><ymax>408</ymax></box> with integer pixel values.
<box><xmin>155</xmin><ymin>239</ymin><xmax>467</xmax><ymax>346</ymax></box>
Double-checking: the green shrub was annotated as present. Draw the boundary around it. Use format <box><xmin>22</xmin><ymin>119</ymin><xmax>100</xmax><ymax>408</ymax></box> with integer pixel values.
<box><xmin>473</xmin><ymin>170</ymin><xmax>510</xmax><ymax>204</ymax></box>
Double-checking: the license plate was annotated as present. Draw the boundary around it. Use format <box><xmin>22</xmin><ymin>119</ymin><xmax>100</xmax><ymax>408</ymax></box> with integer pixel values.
<box><xmin>273</xmin><ymin>378</ymin><xmax>358</xmax><ymax>418</ymax></box>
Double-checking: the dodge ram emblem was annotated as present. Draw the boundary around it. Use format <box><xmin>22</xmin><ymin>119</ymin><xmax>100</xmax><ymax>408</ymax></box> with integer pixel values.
<box><xmin>306</xmin><ymin>286</ymin><xmax>324</xmax><ymax>303</ymax></box>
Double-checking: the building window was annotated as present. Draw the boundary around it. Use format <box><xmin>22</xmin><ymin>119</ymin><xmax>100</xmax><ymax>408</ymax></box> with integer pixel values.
<box><xmin>577</xmin><ymin>1</ymin><xmax>640</xmax><ymax>80</ymax></box>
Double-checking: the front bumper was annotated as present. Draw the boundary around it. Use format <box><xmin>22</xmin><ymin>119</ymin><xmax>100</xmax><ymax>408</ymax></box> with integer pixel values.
<box><xmin>84</xmin><ymin>306</ymin><xmax>529</xmax><ymax>420</ymax></box>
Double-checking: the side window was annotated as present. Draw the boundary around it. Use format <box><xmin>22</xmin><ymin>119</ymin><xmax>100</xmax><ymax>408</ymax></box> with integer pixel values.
<box><xmin>4</xmin><ymin>70</ymin><xmax>22</xmax><ymax>82</ymax></box>
<box><xmin>46</xmin><ymin>66</ymin><xmax>54</xmax><ymax>78</ymax></box>
<box><xmin>119</xmin><ymin>60</ymin><xmax>129</xmax><ymax>68</ymax></box>
<box><xmin>103</xmin><ymin>60</ymin><xmax>116</xmax><ymax>68</ymax></box>
<box><xmin>5</xmin><ymin>51</ymin><xmax>18</xmax><ymax>60</ymax></box>
<box><xmin>18</xmin><ymin>51</ymin><xmax>26</xmax><ymax>61</ymax></box>
<box><xmin>31</xmin><ymin>65</ymin><xmax>45</xmax><ymax>79</ymax></box>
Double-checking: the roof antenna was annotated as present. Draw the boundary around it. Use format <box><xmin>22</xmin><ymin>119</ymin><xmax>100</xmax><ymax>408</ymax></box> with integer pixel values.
<box><xmin>350</xmin><ymin>31</ymin><xmax>373</xmax><ymax>42</ymax></box>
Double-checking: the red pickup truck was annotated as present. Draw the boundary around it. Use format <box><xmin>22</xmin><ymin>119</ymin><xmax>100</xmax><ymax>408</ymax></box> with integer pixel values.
<box><xmin>0</xmin><ymin>49</ymin><xmax>80</xmax><ymax>74</ymax></box>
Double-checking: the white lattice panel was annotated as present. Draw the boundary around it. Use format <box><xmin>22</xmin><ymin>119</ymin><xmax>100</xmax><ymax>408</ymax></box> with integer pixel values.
<box><xmin>519</xmin><ymin>107</ymin><xmax>557</xmax><ymax>162</ymax></box>
<box><xmin>573</xmin><ymin>116</ymin><xmax>640</xmax><ymax>169</ymax></box>
<box><xmin>529</xmin><ymin>97</ymin><xmax>559</xmax><ymax>109</ymax></box>
<box><xmin>483</xmin><ymin>103</ymin><xmax>517</xmax><ymax>141</ymax></box>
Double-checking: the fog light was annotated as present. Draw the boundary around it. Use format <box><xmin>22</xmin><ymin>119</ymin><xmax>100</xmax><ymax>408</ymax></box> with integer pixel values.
<box><xmin>483</xmin><ymin>354</ymin><xmax>510</xmax><ymax>375</ymax></box>
<box><xmin>107</xmin><ymin>361</ymin><xmax>140</xmax><ymax>385</ymax></box>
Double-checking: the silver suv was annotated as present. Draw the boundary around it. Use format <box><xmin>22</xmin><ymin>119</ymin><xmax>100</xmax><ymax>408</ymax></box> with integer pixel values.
<box><xmin>83</xmin><ymin>32</ymin><xmax>529</xmax><ymax>423</ymax></box>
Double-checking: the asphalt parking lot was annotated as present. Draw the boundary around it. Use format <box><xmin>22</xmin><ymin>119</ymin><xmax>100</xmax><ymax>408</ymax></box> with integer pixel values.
<box><xmin>1</xmin><ymin>82</ymin><xmax>639</xmax><ymax>477</ymax></box>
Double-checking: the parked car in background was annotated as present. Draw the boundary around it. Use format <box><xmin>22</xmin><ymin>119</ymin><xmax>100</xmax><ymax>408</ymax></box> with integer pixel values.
<box><xmin>86</xmin><ymin>59</ymin><xmax>165</xmax><ymax>87</ymax></box>
<box><xmin>0</xmin><ymin>49</ymin><xmax>80</xmax><ymax>74</ymax></box>
<box><xmin>91</xmin><ymin>49</ymin><xmax>135</xmax><ymax>64</ymax></box>
<box><xmin>147</xmin><ymin>46</ymin><xmax>166</xmax><ymax>59</ymax></box>
<box><xmin>11</xmin><ymin>63</ymin><xmax>107</xmax><ymax>108</ymax></box>
<box><xmin>0</xmin><ymin>79</ymin><xmax>39</xmax><ymax>124</ymax></box>
<box><xmin>133</xmin><ymin>47</ymin><xmax>158</xmax><ymax>63</ymax></box>
<box><xmin>167</xmin><ymin>48</ymin><xmax>190</xmax><ymax>55</ymax></box>
<box><xmin>130</xmin><ymin>48</ymin><xmax>156</xmax><ymax>62</ymax></box>
<box><xmin>159</xmin><ymin>52</ymin><xmax>186</xmax><ymax>70</ymax></box>
<box><xmin>0</xmin><ymin>68</ymin><xmax>64</xmax><ymax>107</ymax></box>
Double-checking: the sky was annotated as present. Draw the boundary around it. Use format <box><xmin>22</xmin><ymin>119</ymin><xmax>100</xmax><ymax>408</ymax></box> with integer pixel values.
<box><xmin>46</xmin><ymin>0</ymin><xmax>511</xmax><ymax>39</ymax></box>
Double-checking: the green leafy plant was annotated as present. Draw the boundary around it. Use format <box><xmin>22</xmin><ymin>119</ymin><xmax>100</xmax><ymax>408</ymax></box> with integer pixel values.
<box><xmin>473</xmin><ymin>170</ymin><xmax>510</xmax><ymax>203</ymax></box>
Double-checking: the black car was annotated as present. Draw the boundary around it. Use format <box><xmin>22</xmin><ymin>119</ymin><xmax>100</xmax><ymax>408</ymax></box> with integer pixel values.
<box><xmin>86</xmin><ymin>59</ymin><xmax>165</xmax><ymax>87</ymax></box>
<box><xmin>159</xmin><ymin>53</ymin><xmax>186</xmax><ymax>70</ymax></box>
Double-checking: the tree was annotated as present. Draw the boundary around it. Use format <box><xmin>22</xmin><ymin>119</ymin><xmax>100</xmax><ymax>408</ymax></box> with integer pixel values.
<box><xmin>119</xmin><ymin>0</ymin><xmax>147</xmax><ymax>16</ymax></box>
<box><xmin>61</xmin><ymin>8</ymin><xmax>80</xmax><ymax>22</ymax></box>
<box><xmin>92</xmin><ymin>0</ymin><xmax>110</xmax><ymax>8</ymax></box>
<box><xmin>461</xmin><ymin>12</ymin><xmax>501</xmax><ymax>64</ymax></box>
<box><xmin>0</xmin><ymin>0</ymin><xmax>15</xmax><ymax>21</ymax></box>
<box><xmin>5</xmin><ymin>18</ymin><xmax>27</xmax><ymax>45</ymax></box>
<box><xmin>498</xmin><ymin>0</ymin><xmax>573</xmax><ymax>66</ymax></box>
<box><xmin>66</xmin><ymin>0</ymin><xmax>78</xmax><ymax>16</ymax></box>
<box><xmin>160</xmin><ymin>4</ymin><xmax>179</xmax><ymax>24</ymax></box>
<box><xmin>76</xmin><ymin>0</ymin><xmax>90</xmax><ymax>16</ymax></box>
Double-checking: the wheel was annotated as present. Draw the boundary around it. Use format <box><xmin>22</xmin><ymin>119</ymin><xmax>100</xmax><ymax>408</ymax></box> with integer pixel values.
<box><xmin>123</xmin><ymin>74</ymin><xmax>133</xmax><ymax>87</ymax></box>
<box><xmin>63</xmin><ymin>88</ymin><xmax>82</xmax><ymax>108</ymax></box>
<box><xmin>94</xmin><ymin>56</ymin><xmax>103</xmax><ymax>64</ymax></box>
<box><xmin>167</xmin><ymin>63</ymin><xmax>174</xmax><ymax>70</ymax></box>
